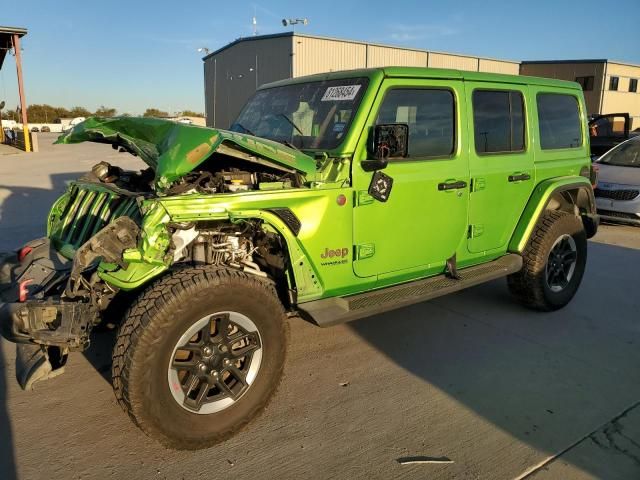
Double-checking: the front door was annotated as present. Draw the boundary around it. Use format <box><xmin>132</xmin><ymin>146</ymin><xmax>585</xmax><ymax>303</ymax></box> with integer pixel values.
<box><xmin>352</xmin><ymin>79</ymin><xmax>470</xmax><ymax>279</ymax></box>
<box><xmin>465</xmin><ymin>83</ymin><xmax>535</xmax><ymax>253</ymax></box>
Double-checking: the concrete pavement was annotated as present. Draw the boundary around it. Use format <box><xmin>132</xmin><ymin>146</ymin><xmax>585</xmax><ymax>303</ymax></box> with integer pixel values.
<box><xmin>0</xmin><ymin>135</ymin><xmax>639</xmax><ymax>479</ymax></box>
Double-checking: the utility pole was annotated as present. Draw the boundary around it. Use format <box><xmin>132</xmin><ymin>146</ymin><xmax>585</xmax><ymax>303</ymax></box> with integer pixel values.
<box><xmin>12</xmin><ymin>33</ymin><xmax>30</xmax><ymax>152</ymax></box>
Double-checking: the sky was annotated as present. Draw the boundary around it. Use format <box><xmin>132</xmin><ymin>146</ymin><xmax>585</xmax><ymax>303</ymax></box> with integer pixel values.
<box><xmin>1</xmin><ymin>0</ymin><xmax>639</xmax><ymax>116</ymax></box>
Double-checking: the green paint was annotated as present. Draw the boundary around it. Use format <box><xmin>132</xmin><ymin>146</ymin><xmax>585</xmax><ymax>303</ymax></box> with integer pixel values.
<box><xmin>55</xmin><ymin>116</ymin><xmax>318</xmax><ymax>185</ymax></box>
<box><xmin>44</xmin><ymin>67</ymin><xmax>595</xmax><ymax>301</ymax></box>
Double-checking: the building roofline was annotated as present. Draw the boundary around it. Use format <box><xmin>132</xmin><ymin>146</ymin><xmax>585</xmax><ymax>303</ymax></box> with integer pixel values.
<box><xmin>521</xmin><ymin>59</ymin><xmax>608</xmax><ymax>65</ymax></box>
<box><xmin>0</xmin><ymin>26</ymin><xmax>28</xmax><ymax>70</ymax></box>
<box><xmin>606</xmin><ymin>59</ymin><xmax>640</xmax><ymax>69</ymax></box>
<box><xmin>522</xmin><ymin>58</ymin><xmax>640</xmax><ymax>69</ymax></box>
<box><xmin>0</xmin><ymin>26</ymin><xmax>28</xmax><ymax>36</ymax></box>
<box><xmin>202</xmin><ymin>31</ymin><xmax>520</xmax><ymax>65</ymax></box>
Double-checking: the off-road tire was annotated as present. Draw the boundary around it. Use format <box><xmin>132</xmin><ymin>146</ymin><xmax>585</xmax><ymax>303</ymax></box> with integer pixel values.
<box><xmin>112</xmin><ymin>266</ymin><xmax>288</xmax><ymax>450</ymax></box>
<box><xmin>508</xmin><ymin>210</ymin><xmax>587</xmax><ymax>311</ymax></box>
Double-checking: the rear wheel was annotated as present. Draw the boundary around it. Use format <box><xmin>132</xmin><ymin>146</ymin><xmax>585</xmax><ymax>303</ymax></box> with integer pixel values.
<box><xmin>112</xmin><ymin>266</ymin><xmax>288</xmax><ymax>450</ymax></box>
<box><xmin>508</xmin><ymin>210</ymin><xmax>587</xmax><ymax>311</ymax></box>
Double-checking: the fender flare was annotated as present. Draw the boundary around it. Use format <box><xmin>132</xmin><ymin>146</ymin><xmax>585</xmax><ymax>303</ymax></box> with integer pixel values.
<box><xmin>509</xmin><ymin>176</ymin><xmax>598</xmax><ymax>253</ymax></box>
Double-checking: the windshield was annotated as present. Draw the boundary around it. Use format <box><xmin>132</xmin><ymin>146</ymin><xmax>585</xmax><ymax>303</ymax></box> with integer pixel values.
<box><xmin>598</xmin><ymin>137</ymin><xmax>640</xmax><ymax>167</ymax></box>
<box><xmin>231</xmin><ymin>77</ymin><xmax>369</xmax><ymax>150</ymax></box>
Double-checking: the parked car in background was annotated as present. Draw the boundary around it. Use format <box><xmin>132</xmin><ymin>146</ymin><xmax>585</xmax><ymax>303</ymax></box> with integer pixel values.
<box><xmin>594</xmin><ymin>136</ymin><xmax>640</xmax><ymax>225</ymax></box>
<box><xmin>31</xmin><ymin>126</ymin><xmax>39</xmax><ymax>132</ymax></box>
<box><xmin>41</xmin><ymin>125</ymin><xmax>51</xmax><ymax>132</ymax></box>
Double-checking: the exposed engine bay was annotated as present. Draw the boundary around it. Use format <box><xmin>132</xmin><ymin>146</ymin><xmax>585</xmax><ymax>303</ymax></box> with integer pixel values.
<box><xmin>86</xmin><ymin>157</ymin><xmax>299</xmax><ymax>196</ymax></box>
<box><xmin>170</xmin><ymin>220</ymin><xmax>289</xmax><ymax>289</ymax></box>
<box><xmin>165</xmin><ymin>168</ymin><xmax>295</xmax><ymax>195</ymax></box>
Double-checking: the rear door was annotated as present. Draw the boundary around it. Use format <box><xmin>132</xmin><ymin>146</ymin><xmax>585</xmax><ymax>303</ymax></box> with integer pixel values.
<box><xmin>352</xmin><ymin>78</ymin><xmax>470</xmax><ymax>279</ymax></box>
<box><xmin>465</xmin><ymin>83</ymin><xmax>535</xmax><ymax>253</ymax></box>
<box><xmin>589</xmin><ymin>113</ymin><xmax>630</xmax><ymax>158</ymax></box>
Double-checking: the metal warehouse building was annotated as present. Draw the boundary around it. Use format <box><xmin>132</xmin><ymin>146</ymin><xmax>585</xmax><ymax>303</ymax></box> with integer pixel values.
<box><xmin>203</xmin><ymin>32</ymin><xmax>520</xmax><ymax>129</ymax></box>
<box><xmin>521</xmin><ymin>60</ymin><xmax>640</xmax><ymax>129</ymax></box>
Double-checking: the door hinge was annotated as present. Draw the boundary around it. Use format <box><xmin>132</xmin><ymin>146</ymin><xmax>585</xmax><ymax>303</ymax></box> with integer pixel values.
<box><xmin>357</xmin><ymin>190</ymin><xmax>374</xmax><ymax>206</ymax></box>
<box><xmin>356</xmin><ymin>243</ymin><xmax>375</xmax><ymax>260</ymax></box>
<box><xmin>468</xmin><ymin>224</ymin><xmax>484</xmax><ymax>238</ymax></box>
<box><xmin>471</xmin><ymin>177</ymin><xmax>486</xmax><ymax>192</ymax></box>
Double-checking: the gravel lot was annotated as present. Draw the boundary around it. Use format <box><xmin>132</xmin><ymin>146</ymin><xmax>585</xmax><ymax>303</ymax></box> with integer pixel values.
<box><xmin>0</xmin><ymin>134</ymin><xmax>639</xmax><ymax>479</ymax></box>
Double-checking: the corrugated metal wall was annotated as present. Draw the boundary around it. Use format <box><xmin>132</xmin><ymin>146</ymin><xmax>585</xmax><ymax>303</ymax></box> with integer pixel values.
<box><xmin>293</xmin><ymin>37</ymin><xmax>366</xmax><ymax>77</ymax></box>
<box><xmin>292</xmin><ymin>36</ymin><xmax>519</xmax><ymax>75</ymax></box>
<box><xmin>366</xmin><ymin>45</ymin><xmax>428</xmax><ymax>68</ymax></box>
<box><xmin>478</xmin><ymin>58</ymin><xmax>520</xmax><ymax>75</ymax></box>
<box><xmin>204</xmin><ymin>33</ymin><xmax>521</xmax><ymax>127</ymax></box>
<box><xmin>204</xmin><ymin>36</ymin><xmax>292</xmax><ymax>128</ymax></box>
<box><xmin>428</xmin><ymin>52</ymin><xmax>478</xmax><ymax>71</ymax></box>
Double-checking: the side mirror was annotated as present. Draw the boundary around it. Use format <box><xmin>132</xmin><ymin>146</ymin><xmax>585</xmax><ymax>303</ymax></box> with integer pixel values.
<box><xmin>362</xmin><ymin>124</ymin><xmax>409</xmax><ymax>172</ymax></box>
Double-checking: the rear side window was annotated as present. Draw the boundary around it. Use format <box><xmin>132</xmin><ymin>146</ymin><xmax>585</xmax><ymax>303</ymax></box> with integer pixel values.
<box><xmin>376</xmin><ymin>89</ymin><xmax>455</xmax><ymax>158</ymax></box>
<box><xmin>537</xmin><ymin>93</ymin><xmax>582</xmax><ymax>149</ymax></box>
<box><xmin>473</xmin><ymin>90</ymin><xmax>525</xmax><ymax>154</ymax></box>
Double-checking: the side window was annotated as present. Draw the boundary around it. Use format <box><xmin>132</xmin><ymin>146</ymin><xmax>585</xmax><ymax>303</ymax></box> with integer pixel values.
<box><xmin>575</xmin><ymin>76</ymin><xmax>594</xmax><ymax>91</ymax></box>
<box><xmin>376</xmin><ymin>89</ymin><xmax>455</xmax><ymax>158</ymax></box>
<box><xmin>609</xmin><ymin>76</ymin><xmax>619</xmax><ymax>91</ymax></box>
<box><xmin>537</xmin><ymin>93</ymin><xmax>582</xmax><ymax>149</ymax></box>
<box><xmin>473</xmin><ymin>90</ymin><xmax>525</xmax><ymax>154</ymax></box>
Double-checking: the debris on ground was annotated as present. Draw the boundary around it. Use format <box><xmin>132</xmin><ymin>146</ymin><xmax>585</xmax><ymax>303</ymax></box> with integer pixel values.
<box><xmin>396</xmin><ymin>456</ymin><xmax>454</xmax><ymax>465</ymax></box>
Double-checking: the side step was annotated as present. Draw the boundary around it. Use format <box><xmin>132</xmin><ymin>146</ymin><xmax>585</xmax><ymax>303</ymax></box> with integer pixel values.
<box><xmin>299</xmin><ymin>254</ymin><xmax>522</xmax><ymax>327</ymax></box>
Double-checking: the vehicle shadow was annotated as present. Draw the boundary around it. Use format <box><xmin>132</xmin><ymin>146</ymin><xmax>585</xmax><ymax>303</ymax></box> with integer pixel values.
<box><xmin>0</xmin><ymin>341</ymin><xmax>18</xmax><ymax>480</ymax></box>
<box><xmin>347</xmin><ymin>240</ymin><xmax>640</xmax><ymax>478</ymax></box>
<box><xmin>0</xmin><ymin>173</ymin><xmax>84</xmax><ymax>251</ymax></box>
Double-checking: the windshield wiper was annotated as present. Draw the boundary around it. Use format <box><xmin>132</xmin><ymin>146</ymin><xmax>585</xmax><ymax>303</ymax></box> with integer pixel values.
<box><xmin>278</xmin><ymin>113</ymin><xmax>304</xmax><ymax>135</ymax></box>
<box><xmin>231</xmin><ymin>122</ymin><xmax>255</xmax><ymax>136</ymax></box>
<box><xmin>280</xmin><ymin>139</ymin><xmax>302</xmax><ymax>152</ymax></box>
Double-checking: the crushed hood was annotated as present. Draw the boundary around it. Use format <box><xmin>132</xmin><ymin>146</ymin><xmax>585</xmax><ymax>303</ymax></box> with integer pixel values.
<box><xmin>55</xmin><ymin>117</ymin><xmax>317</xmax><ymax>184</ymax></box>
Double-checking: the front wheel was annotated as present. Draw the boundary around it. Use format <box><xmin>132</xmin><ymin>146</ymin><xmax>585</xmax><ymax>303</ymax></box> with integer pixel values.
<box><xmin>112</xmin><ymin>266</ymin><xmax>288</xmax><ymax>450</ymax></box>
<box><xmin>508</xmin><ymin>210</ymin><xmax>587</xmax><ymax>311</ymax></box>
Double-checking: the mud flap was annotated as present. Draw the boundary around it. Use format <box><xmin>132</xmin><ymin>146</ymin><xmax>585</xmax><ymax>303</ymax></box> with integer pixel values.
<box><xmin>15</xmin><ymin>344</ymin><xmax>65</xmax><ymax>390</ymax></box>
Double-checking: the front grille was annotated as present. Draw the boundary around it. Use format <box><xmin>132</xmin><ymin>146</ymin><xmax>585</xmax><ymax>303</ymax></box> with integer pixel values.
<box><xmin>598</xmin><ymin>209</ymin><xmax>640</xmax><ymax>221</ymax></box>
<box><xmin>594</xmin><ymin>188</ymin><xmax>640</xmax><ymax>201</ymax></box>
<box><xmin>55</xmin><ymin>185</ymin><xmax>141</xmax><ymax>248</ymax></box>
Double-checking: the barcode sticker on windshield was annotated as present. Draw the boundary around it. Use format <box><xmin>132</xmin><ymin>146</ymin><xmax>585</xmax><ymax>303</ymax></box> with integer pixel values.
<box><xmin>321</xmin><ymin>85</ymin><xmax>361</xmax><ymax>102</ymax></box>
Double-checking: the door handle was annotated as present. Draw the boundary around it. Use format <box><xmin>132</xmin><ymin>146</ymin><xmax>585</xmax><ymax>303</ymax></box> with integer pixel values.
<box><xmin>438</xmin><ymin>180</ymin><xmax>467</xmax><ymax>191</ymax></box>
<box><xmin>508</xmin><ymin>173</ymin><xmax>531</xmax><ymax>182</ymax></box>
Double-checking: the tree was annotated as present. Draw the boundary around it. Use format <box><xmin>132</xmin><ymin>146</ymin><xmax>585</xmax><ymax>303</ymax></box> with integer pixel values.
<box><xmin>143</xmin><ymin>108</ymin><xmax>169</xmax><ymax>118</ymax></box>
<box><xmin>69</xmin><ymin>106</ymin><xmax>92</xmax><ymax>118</ymax></box>
<box><xmin>26</xmin><ymin>104</ymin><xmax>71</xmax><ymax>123</ymax></box>
<box><xmin>1</xmin><ymin>109</ymin><xmax>18</xmax><ymax>121</ymax></box>
<box><xmin>94</xmin><ymin>105</ymin><xmax>117</xmax><ymax>117</ymax></box>
<box><xmin>179</xmin><ymin>110</ymin><xmax>205</xmax><ymax>117</ymax></box>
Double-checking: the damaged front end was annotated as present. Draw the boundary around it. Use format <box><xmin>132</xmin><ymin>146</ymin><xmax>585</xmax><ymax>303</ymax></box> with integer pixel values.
<box><xmin>0</xmin><ymin>216</ymin><xmax>140</xmax><ymax>389</ymax></box>
<box><xmin>0</xmin><ymin>117</ymin><xmax>314</xmax><ymax>390</ymax></box>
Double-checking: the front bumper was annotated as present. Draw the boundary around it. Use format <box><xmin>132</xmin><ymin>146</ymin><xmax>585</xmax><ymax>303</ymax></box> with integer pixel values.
<box><xmin>0</xmin><ymin>239</ymin><xmax>97</xmax><ymax>348</ymax></box>
<box><xmin>595</xmin><ymin>197</ymin><xmax>640</xmax><ymax>226</ymax></box>
<box><xmin>0</xmin><ymin>300</ymin><xmax>95</xmax><ymax>348</ymax></box>
<box><xmin>0</xmin><ymin>241</ymin><xmax>99</xmax><ymax>390</ymax></box>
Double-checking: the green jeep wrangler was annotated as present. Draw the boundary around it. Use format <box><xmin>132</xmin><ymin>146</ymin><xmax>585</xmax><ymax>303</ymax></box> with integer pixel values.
<box><xmin>0</xmin><ymin>67</ymin><xmax>598</xmax><ymax>449</ymax></box>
